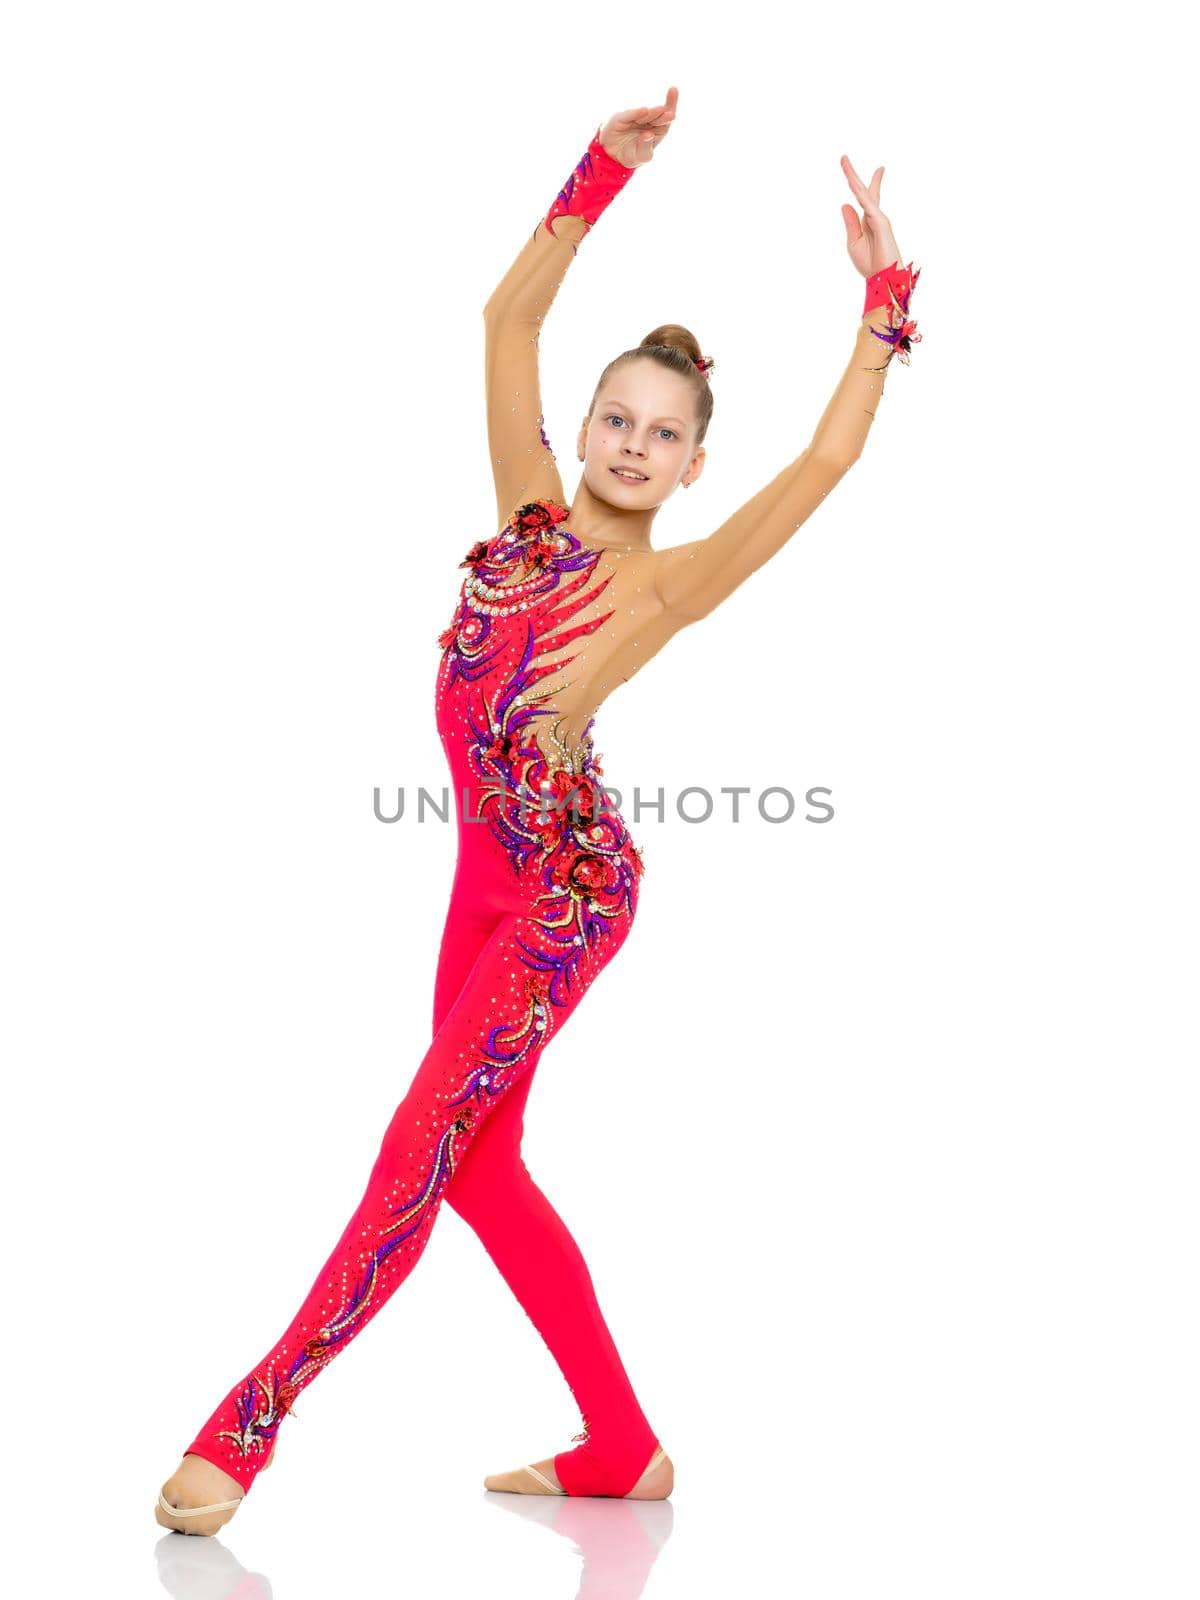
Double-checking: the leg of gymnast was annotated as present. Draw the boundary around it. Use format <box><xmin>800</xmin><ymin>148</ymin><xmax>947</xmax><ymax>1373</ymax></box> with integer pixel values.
<box><xmin>432</xmin><ymin>893</ymin><xmax>665</xmax><ymax>1500</ymax></box>
<box><xmin>157</xmin><ymin>861</ymin><xmax>664</xmax><ymax>1534</ymax></box>
<box><xmin>155</xmin><ymin>76</ymin><xmax>922</xmax><ymax>1537</ymax></box>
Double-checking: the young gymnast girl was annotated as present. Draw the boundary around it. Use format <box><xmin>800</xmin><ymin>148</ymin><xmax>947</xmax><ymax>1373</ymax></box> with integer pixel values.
<box><xmin>157</xmin><ymin>83</ymin><xmax>921</xmax><ymax>1533</ymax></box>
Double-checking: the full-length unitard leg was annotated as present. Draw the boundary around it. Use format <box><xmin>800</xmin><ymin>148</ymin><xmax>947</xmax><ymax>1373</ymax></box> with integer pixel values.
<box><xmin>425</xmin><ymin>493</ymin><xmax>662</xmax><ymax>1495</ymax></box>
<box><xmin>181</xmin><ymin>887</ymin><xmax>641</xmax><ymax>1499</ymax></box>
<box><xmin>432</xmin><ymin>887</ymin><xmax>660</xmax><ymax>1496</ymax></box>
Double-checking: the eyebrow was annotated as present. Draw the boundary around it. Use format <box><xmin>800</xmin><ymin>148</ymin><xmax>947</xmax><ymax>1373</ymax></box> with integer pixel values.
<box><xmin>599</xmin><ymin>400</ymin><xmax>687</xmax><ymax>428</ymax></box>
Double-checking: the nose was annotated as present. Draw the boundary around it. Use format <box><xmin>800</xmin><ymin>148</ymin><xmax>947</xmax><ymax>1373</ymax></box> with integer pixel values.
<box><xmin>622</xmin><ymin>440</ymin><xmax>648</xmax><ymax>459</ymax></box>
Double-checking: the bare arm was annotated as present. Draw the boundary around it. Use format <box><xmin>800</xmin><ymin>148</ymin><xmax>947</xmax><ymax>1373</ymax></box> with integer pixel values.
<box><xmin>653</xmin><ymin>297</ymin><xmax>905</xmax><ymax>622</ymax></box>
<box><xmin>482</xmin><ymin>214</ymin><xmax>589</xmax><ymax>530</ymax></box>
<box><xmin>481</xmin><ymin>92</ymin><xmax>676</xmax><ymax>533</ymax></box>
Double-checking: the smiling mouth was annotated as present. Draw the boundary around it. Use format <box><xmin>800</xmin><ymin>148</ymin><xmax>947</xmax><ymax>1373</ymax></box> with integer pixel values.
<box><xmin>610</xmin><ymin>468</ymin><xmax>648</xmax><ymax>481</ymax></box>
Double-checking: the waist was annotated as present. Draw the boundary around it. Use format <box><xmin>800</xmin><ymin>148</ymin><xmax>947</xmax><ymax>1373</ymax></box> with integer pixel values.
<box><xmin>454</xmin><ymin>773</ymin><xmax>635</xmax><ymax>847</ymax></box>
<box><xmin>450</xmin><ymin>758</ymin><xmax>640</xmax><ymax>877</ymax></box>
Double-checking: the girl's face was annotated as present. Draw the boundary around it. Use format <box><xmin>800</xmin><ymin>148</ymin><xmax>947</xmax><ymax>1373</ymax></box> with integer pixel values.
<box><xmin>577</xmin><ymin>358</ymin><xmax>705</xmax><ymax>506</ymax></box>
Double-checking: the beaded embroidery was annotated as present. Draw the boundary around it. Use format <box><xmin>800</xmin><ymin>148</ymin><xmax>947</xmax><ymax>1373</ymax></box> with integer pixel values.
<box><xmin>204</xmin><ymin>980</ymin><xmax>563</xmax><ymax>1461</ymax></box>
<box><xmin>863</xmin><ymin>260</ymin><xmax>922</xmax><ymax>369</ymax></box>
<box><xmin>438</xmin><ymin>498</ymin><xmax>644</xmax><ymax>888</ymax></box>
<box><xmin>182</xmin><ymin>502</ymin><xmax>646</xmax><ymax>1480</ymax></box>
<box><xmin>437</xmin><ymin>500</ymin><xmax>644</xmax><ymax>1004</ymax></box>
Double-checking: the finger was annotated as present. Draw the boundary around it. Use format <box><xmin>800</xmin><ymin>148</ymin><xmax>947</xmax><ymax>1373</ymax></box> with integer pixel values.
<box><xmin>638</xmin><ymin>103</ymin><xmax>673</xmax><ymax>128</ymax></box>
<box><xmin>641</xmin><ymin>86</ymin><xmax>679</xmax><ymax>127</ymax></box>
<box><xmin>840</xmin><ymin>155</ymin><xmax>873</xmax><ymax>210</ymax></box>
<box><xmin>643</xmin><ymin>85</ymin><xmax>677</xmax><ymax>121</ymax></box>
<box><xmin>840</xmin><ymin>153</ymin><xmax>866</xmax><ymax>194</ymax></box>
<box><xmin>841</xmin><ymin>203</ymin><xmax>864</xmax><ymax>246</ymax></box>
<box><xmin>842</xmin><ymin>155</ymin><xmax>885</xmax><ymax>218</ymax></box>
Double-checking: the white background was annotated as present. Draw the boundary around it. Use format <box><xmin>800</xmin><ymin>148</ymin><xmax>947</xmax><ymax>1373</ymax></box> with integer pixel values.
<box><xmin>2</xmin><ymin>4</ymin><xmax>1196</xmax><ymax>1597</ymax></box>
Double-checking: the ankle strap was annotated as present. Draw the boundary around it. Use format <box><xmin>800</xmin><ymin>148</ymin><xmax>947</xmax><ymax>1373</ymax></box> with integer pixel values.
<box><xmin>158</xmin><ymin>1489</ymin><xmax>243</xmax><ymax>1516</ymax></box>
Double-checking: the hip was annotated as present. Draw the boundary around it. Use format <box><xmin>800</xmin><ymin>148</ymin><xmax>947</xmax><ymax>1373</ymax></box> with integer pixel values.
<box><xmin>452</xmin><ymin>776</ymin><xmax>644</xmax><ymax>914</ymax></box>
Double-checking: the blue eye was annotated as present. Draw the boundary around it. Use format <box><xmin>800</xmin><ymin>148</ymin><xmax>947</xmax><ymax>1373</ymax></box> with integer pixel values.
<box><xmin>606</xmin><ymin>415</ymin><xmax>676</xmax><ymax>442</ymax></box>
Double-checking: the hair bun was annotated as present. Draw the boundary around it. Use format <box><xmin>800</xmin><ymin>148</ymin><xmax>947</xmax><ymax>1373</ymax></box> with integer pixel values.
<box><xmin>591</xmin><ymin>320</ymin><xmax>717</xmax><ymax>449</ymax></box>
<box><xmin>640</xmin><ymin>322</ymin><xmax>702</xmax><ymax>366</ymax></box>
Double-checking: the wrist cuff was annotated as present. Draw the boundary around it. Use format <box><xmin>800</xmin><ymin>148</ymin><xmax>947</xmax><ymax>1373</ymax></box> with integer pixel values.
<box><xmin>863</xmin><ymin>260</ymin><xmax>923</xmax><ymax>366</ymax></box>
<box><xmin>863</xmin><ymin>259</ymin><xmax>919</xmax><ymax>315</ymax></box>
<box><xmin>543</xmin><ymin>126</ymin><xmax>637</xmax><ymax>237</ymax></box>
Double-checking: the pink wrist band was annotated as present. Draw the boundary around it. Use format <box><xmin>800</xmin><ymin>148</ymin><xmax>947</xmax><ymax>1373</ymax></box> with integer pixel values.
<box><xmin>543</xmin><ymin>126</ymin><xmax>637</xmax><ymax>236</ymax></box>
<box><xmin>863</xmin><ymin>259</ymin><xmax>918</xmax><ymax>314</ymax></box>
<box><xmin>863</xmin><ymin>258</ymin><xmax>923</xmax><ymax>365</ymax></box>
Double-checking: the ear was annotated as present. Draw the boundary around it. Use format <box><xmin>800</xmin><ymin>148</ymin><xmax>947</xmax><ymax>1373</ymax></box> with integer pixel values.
<box><xmin>683</xmin><ymin>445</ymin><xmax>706</xmax><ymax>487</ymax></box>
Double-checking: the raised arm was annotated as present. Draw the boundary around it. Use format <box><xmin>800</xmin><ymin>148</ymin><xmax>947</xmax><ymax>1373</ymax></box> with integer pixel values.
<box><xmin>482</xmin><ymin>90</ymin><xmax>679</xmax><ymax>531</ymax></box>
<box><xmin>481</xmin><ymin>160</ymin><xmax>621</xmax><ymax>530</ymax></box>
<box><xmin>654</xmin><ymin>157</ymin><xmax>923</xmax><ymax>624</ymax></box>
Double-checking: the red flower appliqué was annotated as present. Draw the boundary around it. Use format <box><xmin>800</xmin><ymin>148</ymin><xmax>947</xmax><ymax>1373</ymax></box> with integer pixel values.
<box><xmin>509</xmin><ymin>500</ymin><xmax>569</xmax><ymax>537</ymax></box>
<box><xmin>551</xmin><ymin>845</ymin><xmax>620</xmax><ymax>899</ymax></box>
<box><xmin>459</xmin><ymin>538</ymin><xmax>493</xmax><ymax>569</ymax></box>
<box><xmin>545</xmin><ymin>768</ymin><xmax>602</xmax><ymax>824</ymax></box>
<box><xmin>525</xmin><ymin>533</ymin><xmax>564</xmax><ymax>567</ymax></box>
<box><xmin>483</xmin><ymin>729</ymin><xmax>520</xmax><ymax>765</ymax></box>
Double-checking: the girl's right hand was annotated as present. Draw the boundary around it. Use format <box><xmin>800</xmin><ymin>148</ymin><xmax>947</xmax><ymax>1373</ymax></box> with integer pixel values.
<box><xmin>839</xmin><ymin>154</ymin><xmax>903</xmax><ymax>280</ymax></box>
<box><xmin>599</xmin><ymin>87</ymin><xmax>679</xmax><ymax>168</ymax></box>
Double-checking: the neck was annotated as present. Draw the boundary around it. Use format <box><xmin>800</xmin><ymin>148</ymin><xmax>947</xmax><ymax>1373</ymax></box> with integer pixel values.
<box><xmin>566</xmin><ymin>476</ymin><xmax>657</xmax><ymax>551</ymax></box>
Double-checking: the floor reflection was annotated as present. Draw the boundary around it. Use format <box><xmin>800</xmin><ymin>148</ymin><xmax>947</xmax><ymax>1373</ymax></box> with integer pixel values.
<box><xmin>153</xmin><ymin>1490</ymin><xmax>672</xmax><ymax>1600</ymax></box>
<box><xmin>483</xmin><ymin>1489</ymin><xmax>674</xmax><ymax>1599</ymax></box>
<box><xmin>154</xmin><ymin>1532</ymin><xmax>273</xmax><ymax>1600</ymax></box>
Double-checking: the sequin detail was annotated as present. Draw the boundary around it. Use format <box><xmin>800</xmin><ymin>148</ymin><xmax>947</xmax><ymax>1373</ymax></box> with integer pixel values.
<box><xmin>180</xmin><ymin>501</ymin><xmax>645</xmax><ymax>1497</ymax></box>
<box><xmin>543</xmin><ymin>128</ymin><xmax>636</xmax><ymax>236</ymax></box>
<box><xmin>438</xmin><ymin>498</ymin><xmax>646</xmax><ymax>915</ymax></box>
<box><xmin>863</xmin><ymin>260</ymin><xmax>922</xmax><ymax>368</ymax></box>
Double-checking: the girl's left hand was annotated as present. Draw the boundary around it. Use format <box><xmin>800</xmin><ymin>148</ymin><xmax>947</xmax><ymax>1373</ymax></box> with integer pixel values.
<box><xmin>839</xmin><ymin>155</ymin><xmax>902</xmax><ymax>279</ymax></box>
<box><xmin>599</xmin><ymin>86</ymin><xmax>679</xmax><ymax>168</ymax></box>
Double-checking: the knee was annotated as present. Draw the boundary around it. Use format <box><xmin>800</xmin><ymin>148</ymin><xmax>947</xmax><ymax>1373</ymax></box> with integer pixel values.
<box><xmin>444</xmin><ymin>1147</ymin><xmax>534</xmax><ymax>1222</ymax></box>
<box><xmin>444</xmin><ymin>1176</ymin><xmax>494</xmax><ymax>1225</ymax></box>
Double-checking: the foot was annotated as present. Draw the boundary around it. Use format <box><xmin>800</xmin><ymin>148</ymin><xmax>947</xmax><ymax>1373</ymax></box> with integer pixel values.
<box><xmin>154</xmin><ymin>1443</ymin><xmax>274</xmax><ymax>1537</ymax></box>
<box><xmin>484</xmin><ymin>1444</ymin><xmax>673</xmax><ymax>1499</ymax></box>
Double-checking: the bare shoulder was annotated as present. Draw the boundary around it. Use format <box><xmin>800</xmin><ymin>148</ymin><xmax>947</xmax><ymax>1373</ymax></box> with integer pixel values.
<box><xmin>649</xmin><ymin>538</ymin><xmax>709</xmax><ymax>621</ymax></box>
<box><xmin>650</xmin><ymin>538</ymin><xmax>707</xmax><ymax>572</ymax></box>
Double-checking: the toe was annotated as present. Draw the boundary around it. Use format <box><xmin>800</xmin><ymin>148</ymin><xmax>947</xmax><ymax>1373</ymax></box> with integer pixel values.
<box><xmin>484</xmin><ymin>1461</ymin><xmax>563</xmax><ymax>1495</ymax></box>
<box><xmin>483</xmin><ymin>1467</ymin><xmax>523</xmax><ymax>1492</ymax></box>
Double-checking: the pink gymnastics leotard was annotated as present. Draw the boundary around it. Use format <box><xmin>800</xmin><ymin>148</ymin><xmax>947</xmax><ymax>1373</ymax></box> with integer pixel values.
<box><xmin>181</xmin><ymin>496</ymin><xmax>659</xmax><ymax>1500</ymax></box>
<box><xmin>177</xmin><ymin>112</ymin><xmax>923</xmax><ymax>1505</ymax></box>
